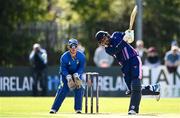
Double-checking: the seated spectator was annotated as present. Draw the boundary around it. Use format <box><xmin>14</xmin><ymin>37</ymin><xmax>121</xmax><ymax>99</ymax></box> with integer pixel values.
<box><xmin>135</xmin><ymin>40</ymin><xmax>147</xmax><ymax>64</ymax></box>
<box><xmin>144</xmin><ymin>47</ymin><xmax>161</xmax><ymax>68</ymax></box>
<box><xmin>93</xmin><ymin>46</ymin><xmax>114</xmax><ymax>68</ymax></box>
<box><xmin>164</xmin><ymin>45</ymin><xmax>180</xmax><ymax>73</ymax></box>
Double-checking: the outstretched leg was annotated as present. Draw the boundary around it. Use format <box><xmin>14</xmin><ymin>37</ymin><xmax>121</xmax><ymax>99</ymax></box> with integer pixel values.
<box><xmin>126</xmin><ymin>83</ymin><xmax>161</xmax><ymax>101</ymax></box>
<box><xmin>142</xmin><ymin>83</ymin><xmax>161</xmax><ymax>101</ymax></box>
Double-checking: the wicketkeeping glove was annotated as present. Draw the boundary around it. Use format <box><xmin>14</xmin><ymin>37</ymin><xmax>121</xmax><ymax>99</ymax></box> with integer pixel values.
<box><xmin>66</xmin><ymin>74</ymin><xmax>76</xmax><ymax>89</ymax></box>
<box><xmin>73</xmin><ymin>73</ymin><xmax>82</xmax><ymax>89</ymax></box>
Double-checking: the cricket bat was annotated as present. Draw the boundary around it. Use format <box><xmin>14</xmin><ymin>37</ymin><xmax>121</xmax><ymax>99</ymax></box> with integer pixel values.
<box><xmin>129</xmin><ymin>5</ymin><xmax>137</xmax><ymax>30</ymax></box>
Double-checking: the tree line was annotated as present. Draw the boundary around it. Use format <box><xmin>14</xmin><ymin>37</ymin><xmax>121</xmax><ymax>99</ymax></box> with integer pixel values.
<box><xmin>0</xmin><ymin>0</ymin><xmax>179</xmax><ymax>67</ymax></box>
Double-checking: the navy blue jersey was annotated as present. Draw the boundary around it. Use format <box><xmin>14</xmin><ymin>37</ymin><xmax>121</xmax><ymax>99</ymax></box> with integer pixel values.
<box><xmin>60</xmin><ymin>50</ymin><xmax>86</xmax><ymax>77</ymax></box>
<box><xmin>105</xmin><ymin>32</ymin><xmax>138</xmax><ymax>65</ymax></box>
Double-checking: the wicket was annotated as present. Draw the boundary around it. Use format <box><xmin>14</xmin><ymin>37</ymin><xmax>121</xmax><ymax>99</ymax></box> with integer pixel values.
<box><xmin>85</xmin><ymin>72</ymin><xmax>99</xmax><ymax>114</ymax></box>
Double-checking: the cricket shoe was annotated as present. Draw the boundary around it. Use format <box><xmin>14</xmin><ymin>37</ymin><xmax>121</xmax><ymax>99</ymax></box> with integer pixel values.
<box><xmin>128</xmin><ymin>110</ymin><xmax>137</xmax><ymax>115</ymax></box>
<box><xmin>49</xmin><ymin>109</ymin><xmax>56</xmax><ymax>114</ymax></box>
<box><xmin>76</xmin><ymin>110</ymin><xmax>82</xmax><ymax>114</ymax></box>
<box><xmin>153</xmin><ymin>83</ymin><xmax>161</xmax><ymax>101</ymax></box>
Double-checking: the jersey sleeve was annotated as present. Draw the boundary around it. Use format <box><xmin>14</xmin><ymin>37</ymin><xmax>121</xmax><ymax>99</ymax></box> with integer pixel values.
<box><xmin>110</xmin><ymin>32</ymin><xmax>125</xmax><ymax>50</ymax></box>
<box><xmin>111</xmin><ymin>32</ymin><xmax>125</xmax><ymax>46</ymax></box>
<box><xmin>60</xmin><ymin>55</ymin><xmax>69</xmax><ymax>76</ymax></box>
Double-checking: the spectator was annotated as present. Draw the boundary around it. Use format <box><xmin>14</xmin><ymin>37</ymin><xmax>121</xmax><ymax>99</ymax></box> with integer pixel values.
<box><xmin>164</xmin><ymin>45</ymin><xmax>180</xmax><ymax>73</ymax></box>
<box><xmin>77</xmin><ymin>42</ymin><xmax>85</xmax><ymax>53</ymax></box>
<box><xmin>93</xmin><ymin>45</ymin><xmax>114</xmax><ymax>68</ymax></box>
<box><xmin>171</xmin><ymin>40</ymin><xmax>178</xmax><ymax>47</ymax></box>
<box><xmin>29</xmin><ymin>43</ymin><xmax>48</xmax><ymax>96</ymax></box>
<box><xmin>144</xmin><ymin>47</ymin><xmax>161</xmax><ymax>68</ymax></box>
<box><xmin>135</xmin><ymin>40</ymin><xmax>147</xmax><ymax>64</ymax></box>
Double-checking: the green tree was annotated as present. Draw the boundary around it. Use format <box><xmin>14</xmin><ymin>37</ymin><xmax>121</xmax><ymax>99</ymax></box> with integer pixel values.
<box><xmin>1</xmin><ymin>0</ymin><xmax>179</xmax><ymax>66</ymax></box>
<box><xmin>0</xmin><ymin>0</ymin><xmax>47</xmax><ymax>66</ymax></box>
<box><xmin>143</xmin><ymin>0</ymin><xmax>180</xmax><ymax>55</ymax></box>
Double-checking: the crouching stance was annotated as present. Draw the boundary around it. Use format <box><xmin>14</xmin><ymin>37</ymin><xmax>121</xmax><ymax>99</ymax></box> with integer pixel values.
<box><xmin>95</xmin><ymin>30</ymin><xmax>160</xmax><ymax>115</ymax></box>
<box><xmin>50</xmin><ymin>39</ymin><xmax>86</xmax><ymax>114</ymax></box>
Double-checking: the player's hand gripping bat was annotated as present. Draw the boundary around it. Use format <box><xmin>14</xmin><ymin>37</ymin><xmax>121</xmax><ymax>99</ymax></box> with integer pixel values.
<box><xmin>122</xmin><ymin>5</ymin><xmax>137</xmax><ymax>43</ymax></box>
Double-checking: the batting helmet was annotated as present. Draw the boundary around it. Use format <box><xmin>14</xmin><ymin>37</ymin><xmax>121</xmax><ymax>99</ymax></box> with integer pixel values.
<box><xmin>95</xmin><ymin>31</ymin><xmax>109</xmax><ymax>41</ymax></box>
<box><xmin>68</xmin><ymin>38</ymin><xmax>78</xmax><ymax>47</ymax></box>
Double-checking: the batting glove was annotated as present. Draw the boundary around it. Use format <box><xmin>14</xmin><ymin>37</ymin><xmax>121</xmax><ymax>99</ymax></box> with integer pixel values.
<box><xmin>123</xmin><ymin>30</ymin><xmax>134</xmax><ymax>43</ymax></box>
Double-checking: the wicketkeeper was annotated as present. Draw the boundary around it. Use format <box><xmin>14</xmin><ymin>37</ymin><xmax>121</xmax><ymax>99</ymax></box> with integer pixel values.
<box><xmin>50</xmin><ymin>38</ymin><xmax>86</xmax><ymax>114</ymax></box>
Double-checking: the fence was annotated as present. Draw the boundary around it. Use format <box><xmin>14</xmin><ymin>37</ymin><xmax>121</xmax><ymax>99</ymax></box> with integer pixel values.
<box><xmin>0</xmin><ymin>66</ymin><xmax>179</xmax><ymax>97</ymax></box>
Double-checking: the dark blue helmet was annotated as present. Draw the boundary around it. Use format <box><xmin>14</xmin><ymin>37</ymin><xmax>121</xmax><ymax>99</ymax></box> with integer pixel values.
<box><xmin>68</xmin><ymin>38</ymin><xmax>78</xmax><ymax>46</ymax></box>
<box><xmin>95</xmin><ymin>31</ymin><xmax>109</xmax><ymax>41</ymax></box>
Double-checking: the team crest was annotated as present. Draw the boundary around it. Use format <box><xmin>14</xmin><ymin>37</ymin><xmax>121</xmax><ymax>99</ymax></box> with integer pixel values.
<box><xmin>76</xmin><ymin>60</ymin><xmax>79</xmax><ymax>64</ymax></box>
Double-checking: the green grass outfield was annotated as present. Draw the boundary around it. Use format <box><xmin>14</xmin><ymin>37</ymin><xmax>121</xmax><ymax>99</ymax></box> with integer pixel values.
<box><xmin>0</xmin><ymin>97</ymin><xmax>180</xmax><ymax>118</ymax></box>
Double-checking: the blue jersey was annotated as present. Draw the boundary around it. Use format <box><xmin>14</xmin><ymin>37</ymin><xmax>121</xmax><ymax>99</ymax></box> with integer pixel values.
<box><xmin>51</xmin><ymin>50</ymin><xmax>85</xmax><ymax>112</ymax></box>
<box><xmin>60</xmin><ymin>50</ymin><xmax>86</xmax><ymax>78</ymax></box>
<box><xmin>105</xmin><ymin>32</ymin><xmax>138</xmax><ymax>65</ymax></box>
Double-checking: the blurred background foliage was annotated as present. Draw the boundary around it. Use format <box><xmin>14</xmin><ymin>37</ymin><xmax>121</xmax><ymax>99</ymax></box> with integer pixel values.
<box><xmin>0</xmin><ymin>0</ymin><xmax>179</xmax><ymax>67</ymax></box>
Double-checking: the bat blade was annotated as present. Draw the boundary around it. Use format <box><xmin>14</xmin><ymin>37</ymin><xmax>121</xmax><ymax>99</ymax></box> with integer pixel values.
<box><xmin>129</xmin><ymin>5</ymin><xmax>137</xmax><ymax>30</ymax></box>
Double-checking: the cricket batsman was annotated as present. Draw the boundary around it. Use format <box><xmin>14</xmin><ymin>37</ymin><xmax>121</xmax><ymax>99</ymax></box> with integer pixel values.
<box><xmin>49</xmin><ymin>38</ymin><xmax>86</xmax><ymax>114</ymax></box>
<box><xmin>95</xmin><ymin>30</ymin><xmax>160</xmax><ymax>115</ymax></box>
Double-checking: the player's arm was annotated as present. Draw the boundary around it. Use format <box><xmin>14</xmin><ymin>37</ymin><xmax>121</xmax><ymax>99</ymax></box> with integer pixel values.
<box><xmin>60</xmin><ymin>56</ymin><xmax>69</xmax><ymax>76</ymax></box>
<box><xmin>60</xmin><ymin>56</ymin><xmax>76</xmax><ymax>89</ymax></box>
<box><xmin>73</xmin><ymin>54</ymin><xmax>86</xmax><ymax>88</ymax></box>
<box><xmin>123</xmin><ymin>30</ymin><xmax>134</xmax><ymax>43</ymax></box>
